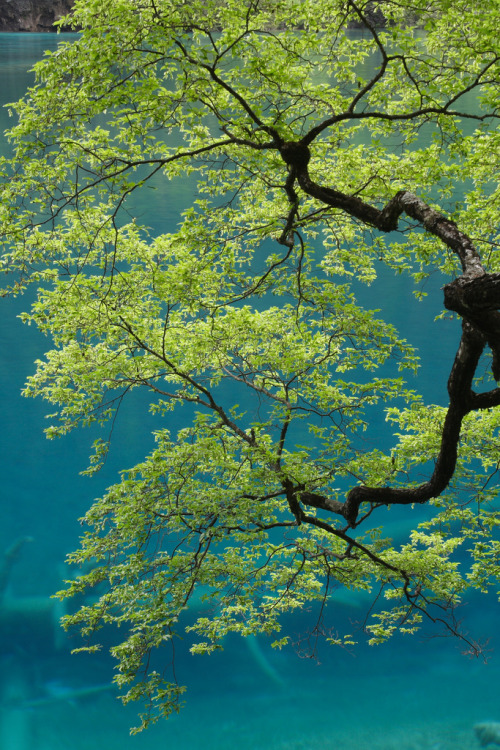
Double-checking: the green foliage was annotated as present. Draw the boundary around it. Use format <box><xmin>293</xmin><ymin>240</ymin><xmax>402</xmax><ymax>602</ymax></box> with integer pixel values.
<box><xmin>1</xmin><ymin>0</ymin><xmax>500</xmax><ymax>731</ymax></box>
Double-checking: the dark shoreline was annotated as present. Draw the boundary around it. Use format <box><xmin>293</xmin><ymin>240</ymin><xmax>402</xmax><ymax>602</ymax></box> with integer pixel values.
<box><xmin>0</xmin><ymin>0</ymin><xmax>74</xmax><ymax>33</ymax></box>
<box><xmin>0</xmin><ymin>1</ymin><xmax>401</xmax><ymax>33</ymax></box>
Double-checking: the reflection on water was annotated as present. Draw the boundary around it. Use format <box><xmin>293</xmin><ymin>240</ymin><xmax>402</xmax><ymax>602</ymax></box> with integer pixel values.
<box><xmin>0</xmin><ymin>32</ymin><xmax>498</xmax><ymax>750</ymax></box>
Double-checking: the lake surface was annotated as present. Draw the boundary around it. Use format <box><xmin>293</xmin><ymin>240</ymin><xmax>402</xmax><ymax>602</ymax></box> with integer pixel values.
<box><xmin>0</xmin><ymin>32</ymin><xmax>498</xmax><ymax>750</ymax></box>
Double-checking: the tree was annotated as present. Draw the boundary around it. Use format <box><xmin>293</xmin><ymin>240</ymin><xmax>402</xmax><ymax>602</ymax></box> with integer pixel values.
<box><xmin>1</xmin><ymin>0</ymin><xmax>500</xmax><ymax>731</ymax></box>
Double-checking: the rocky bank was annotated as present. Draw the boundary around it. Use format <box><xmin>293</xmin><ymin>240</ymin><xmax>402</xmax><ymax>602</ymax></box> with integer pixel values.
<box><xmin>0</xmin><ymin>0</ymin><xmax>74</xmax><ymax>32</ymax></box>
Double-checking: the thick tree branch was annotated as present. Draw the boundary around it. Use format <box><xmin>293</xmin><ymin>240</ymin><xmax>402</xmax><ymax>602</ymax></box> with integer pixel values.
<box><xmin>344</xmin><ymin>320</ymin><xmax>485</xmax><ymax>525</ymax></box>
<box><xmin>284</xmin><ymin>141</ymin><xmax>484</xmax><ymax>276</ymax></box>
<box><xmin>278</xmin><ymin>140</ymin><xmax>500</xmax><ymax>525</ymax></box>
<box><xmin>444</xmin><ymin>275</ymin><xmax>500</xmax><ymax>378</ymax></box>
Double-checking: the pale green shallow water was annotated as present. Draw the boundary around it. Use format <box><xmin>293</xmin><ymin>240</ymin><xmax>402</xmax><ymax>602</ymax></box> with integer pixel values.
<box><xmin>0</xmin><ymin>32</ymin><xmax>498</xmax><ymax>750</ymax></box>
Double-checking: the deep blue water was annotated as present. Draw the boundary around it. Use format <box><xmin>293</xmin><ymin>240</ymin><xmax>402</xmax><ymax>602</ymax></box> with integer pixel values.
<box><xmin>0</xmin><ymin>32</ymin><xmax>498</xmax><ymax>750</ymax></box>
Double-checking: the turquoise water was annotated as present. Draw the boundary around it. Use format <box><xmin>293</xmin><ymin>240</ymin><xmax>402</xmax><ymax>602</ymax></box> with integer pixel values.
<box><xmin>0</xmin><ymin>32</ymin><xmax>499</xmax><ymax>750</ymax></box>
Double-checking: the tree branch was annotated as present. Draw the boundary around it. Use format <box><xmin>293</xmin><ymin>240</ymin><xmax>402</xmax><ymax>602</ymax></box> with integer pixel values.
<box><xmin>278</xmin><ymin>141</ymin><xmax>500</xmax><ymax>525</ymax></box>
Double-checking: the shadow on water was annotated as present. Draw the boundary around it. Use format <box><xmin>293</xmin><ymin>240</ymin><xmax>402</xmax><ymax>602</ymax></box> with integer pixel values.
<box><xmin>0</xmin><ymin>33</ymin><xmax>499</xmax><ymax>750</ymax></box>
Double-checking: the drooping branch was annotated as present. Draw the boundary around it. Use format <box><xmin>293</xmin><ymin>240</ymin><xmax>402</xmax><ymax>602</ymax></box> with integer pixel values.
<box><xmin>343</xmin><ymin>321</ymin><xmax>495</xmax><ymax>526</ymax></box>
<box><xmin>296</xmin><ymin>320</ymin><xmax>500</xmax><ymax>527</ymax></box>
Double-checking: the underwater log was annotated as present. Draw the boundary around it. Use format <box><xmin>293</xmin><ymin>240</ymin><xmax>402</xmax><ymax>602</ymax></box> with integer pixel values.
<box><xmin>474</xmin><ymin>722</ymin><xmax>500</xmax><ymax>747</ymax></box>
<box><xmin>0</xmin><ymin>596</ymin><xmax>66</xmax><ymax>653</ymax></box>
<box><xmin>0</xmin><ymin>537</ymin><xmax>33</xmax><ymax>600</ymax></box>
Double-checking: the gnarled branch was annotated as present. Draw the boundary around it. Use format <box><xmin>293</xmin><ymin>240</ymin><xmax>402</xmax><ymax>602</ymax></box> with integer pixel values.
<box><xmin>279</xmin><ymin>140</ymin><xmax>500</xmax><ymax>525</ymax></box>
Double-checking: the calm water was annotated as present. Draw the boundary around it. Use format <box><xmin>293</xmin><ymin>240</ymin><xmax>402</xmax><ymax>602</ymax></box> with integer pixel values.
<box><xmin>0</xmin><ymin>32</ymin><xmax>498</xmax><ymax>750</ymax></box>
